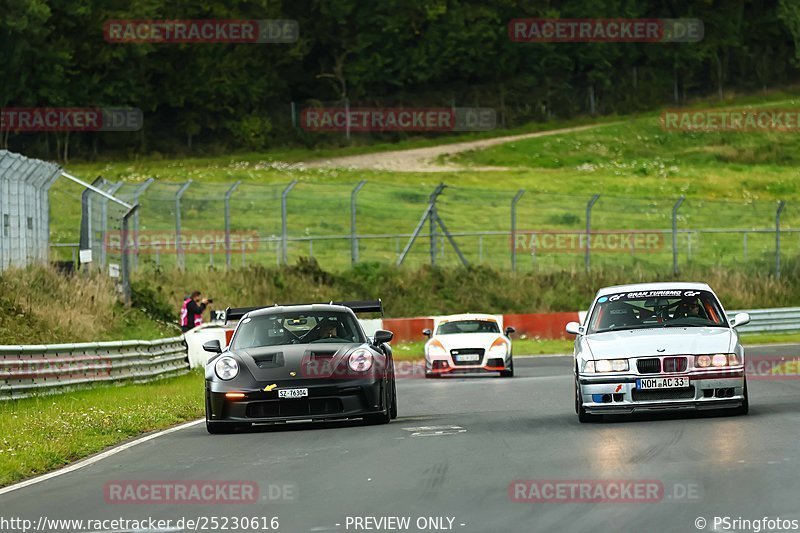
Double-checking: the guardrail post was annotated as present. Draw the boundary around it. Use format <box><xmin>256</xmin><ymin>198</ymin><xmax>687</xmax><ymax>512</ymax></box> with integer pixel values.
<box><xmin>351</xmin><ymin>180</ymin><xmax>367</xmax><ymax>264</ymax></box>
<box><xmin>672</xmin><ymin>195</ymin><xmax>685</xmax><ymax>276</ymax></box>
<box><xmin>224</xmin><ymin>181</ymin><xmax>241</xmax><ymax>270</ymax></box>
<box><xmin>281</xmin><ymin>180</ymin><xmax>297</xmax><ymax>265</ymax></box>
<box><xmin>585</xmin><ymin>194</ymin><xmax>600</xmax><ymax>273</ymax></box>
<box><xmin>131</xmin><ymin>178</ymin><xmax>154</xmax><ymax>271</ymax></box>
<box><xmin>776</xmin><ymin>200</ymin><xmax>786</xmax><ymax>279</ymax></box>
<box><xmin>511</xmin><ymin>189</ymin><xmax>525</xmax><ymax>272</ymax></box>
<box><xmin>174</xmin><ymin>180</ymin><xmax>192</xmax><ymax>270</ymax></box>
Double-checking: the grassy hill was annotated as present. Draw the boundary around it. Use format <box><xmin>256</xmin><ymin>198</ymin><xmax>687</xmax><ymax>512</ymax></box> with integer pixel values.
<box><xmin>45</xmin><ymin>89</ymin><xmax>800</xmax><ymax>275</ymax></box>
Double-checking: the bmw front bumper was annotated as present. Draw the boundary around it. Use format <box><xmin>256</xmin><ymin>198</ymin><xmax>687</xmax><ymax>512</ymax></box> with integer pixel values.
<box><xmin>577</xmin><ymin>368</ymin><xmax>745</xmax><ymax>414</ymax></box>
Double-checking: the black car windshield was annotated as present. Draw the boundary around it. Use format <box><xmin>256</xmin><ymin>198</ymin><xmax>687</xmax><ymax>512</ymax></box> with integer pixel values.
<box><xmin>436</xmin><ymin>319</ymin><xmax>500</xmax><ymax>335</ymax></box>
<box><xmin>232</xmin><ymin>311</ymin><xmax>364</xmax><ymax>349</ymax></box>
<box><xmin>587</xmin><ymin>289</ymin><xmax>728</xmax><ymax>334</ymax></box>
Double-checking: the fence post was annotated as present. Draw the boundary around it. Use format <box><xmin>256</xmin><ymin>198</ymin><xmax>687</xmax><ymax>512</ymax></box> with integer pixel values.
<box><xmin>511</xmin><ymin>189</ymin><xmax>525</xmax><ymax>272</ymax></box>
<box><xmin>101</xmin><ymin>182</ymin><xmax>124</xmax><ymax>268</ymax></box>
<box><xmin>351</xmin><ymin>180</ymin><xmax>367</xmax><ymax>264</ymax></box>
<box><xmin>131</xmin><ymin>178</ymin><xmax>154</xmax><ymax>271</ymax></box>
<box><xmin>776</xmin><ymin>200</ymin><xmax>786</xmax><ymax>279</ymax></box>
<box><xmin>79</xmin><ymin>176</ymin><xmax>105</xmax><ymax>270</ymax></box>
<box><xmin>585</xmin><ymin>194</ymin><xmax>600</xmax><ymax>273</ymax></box>
<box><xmin>224</xmin><ymin>180</ymin><xmax>241</xmax><ymax>270</ymax></box>
<box><xmin>121</xmin><ymin>204</ymin><xmax>139</xmax><ymax>306</ymax></box>
<box><xmin>174</xmin><ymin>180</ymin><xmax>192</xmax><ymax>270</ymax></box>
<box><xmin>672</xmin><ymin>195</ymin><xmax>685</xmax><ymax>276</ymax></box>
<box><xmin>281</xmin><ymin>180</ymin><xmax>297</xmax><ymax>265</ymax></box>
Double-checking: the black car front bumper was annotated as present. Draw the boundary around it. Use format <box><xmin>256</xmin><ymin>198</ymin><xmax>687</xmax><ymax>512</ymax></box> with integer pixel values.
<box><xmin>206</xmin><ymin>378</ymin><xmax>388</xmax><ymax>425</ymax></box>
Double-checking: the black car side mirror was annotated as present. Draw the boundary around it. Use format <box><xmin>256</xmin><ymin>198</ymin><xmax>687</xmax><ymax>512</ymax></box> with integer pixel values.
<box><xmin>373</xmin><ymin>330</ymin><xmax>394</xmax><ymax>345</ymax></box>
<box><xmin>203</xmin><ymin>340</ymin><xmax>222</xmax><ymax>353</ymax></box>
<box><xmin>504</xmin><ymin>326</ymin><xmax>515</xmax><ymax>337</ymax></box>
<box><xmin>422</xmin><ymin>328</ymin><xmax>432</xmax><ymax>338</ymax></box>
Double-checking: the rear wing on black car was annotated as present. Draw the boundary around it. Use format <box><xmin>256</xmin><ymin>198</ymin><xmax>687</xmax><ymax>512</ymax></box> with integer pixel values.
<box><xmin>224</xmin><ymin>299</ymin><xmax>383</xmax><ymax>324</ymax></box>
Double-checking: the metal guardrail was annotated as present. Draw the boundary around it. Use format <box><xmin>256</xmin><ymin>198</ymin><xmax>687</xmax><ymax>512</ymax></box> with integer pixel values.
<box><xmin>728</xmin><ymin>308</ymin><xmax>800</xmax><ymax>335</ymax></box>
<box><xmin>0</xmin><ymin>336</ymin><xmax>189</xmax><ymax>400</ymax></box>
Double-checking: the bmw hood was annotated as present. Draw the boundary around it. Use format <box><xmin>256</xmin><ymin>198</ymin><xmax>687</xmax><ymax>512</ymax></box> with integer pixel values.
<box><xmin>584</xmin><ymin>327</ymin><xmax>733</xmax><ymax>359</ymax></box>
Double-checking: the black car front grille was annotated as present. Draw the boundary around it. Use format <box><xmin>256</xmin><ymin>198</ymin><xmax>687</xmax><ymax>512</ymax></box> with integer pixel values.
<box><xmin>450</xmin><ymin>348</ymin><xmax>484</xmax><ymax>366</ymax></box>
<box><xmin>663</xmin><ymin>356</ymin><xmax>688</xmax><ymax>373</ymax></box>
<box><xmin>637</xmin><ymin>358</ymin><xmax>661</xmax><ymax>374</ymax></box>
<box><xmin>246</xmin><ymin>398</ymin><xmax>343</xmax><ymax>418</ymax></box>
<box><xmin>632</xmin><ymin>386</ymin><xmax>695</xmax><ymax>401</ymax></box>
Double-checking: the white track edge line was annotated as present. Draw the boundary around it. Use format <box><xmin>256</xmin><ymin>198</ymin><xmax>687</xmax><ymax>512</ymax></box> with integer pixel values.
<box><xmin>0</xmin><ymin>418</ymin><xmax>204</xmax><ymax>497</ymax></box>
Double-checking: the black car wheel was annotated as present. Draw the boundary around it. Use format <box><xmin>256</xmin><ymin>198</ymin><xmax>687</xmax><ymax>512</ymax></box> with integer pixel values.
<box><xmin>390</xmin><ymin>378</ymin><xmax>398</xmax><ymax>419</ymax></box>
<box><xmin>365</xmin><ymin>380</ymin><xmax>392</xmax><ymax>425</ymax></box>
<box><xmin>731</xmin><ymin>378</ymin><xmax>749</xmax><ymax>416</ymax></box>
<box><xmin>499</xmin><ymin>357</ymin><xmax>514</xmax><ymax>378</ymax></box>
<box><xmin>575</xmin><ymin>374</ymin><xmax>601</xmax><ymax>423</ymax></box>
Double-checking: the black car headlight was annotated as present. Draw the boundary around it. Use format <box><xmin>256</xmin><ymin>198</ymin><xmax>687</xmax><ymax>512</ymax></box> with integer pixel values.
<box><xmin>215</xmin><ymin>356</ymin><xmax>240</xmax><ymax>380</ymax></box>
<box><xmin>348</xmin><ymin>349</ymin><xmax>374</xmax><ymax>372</ymax></box>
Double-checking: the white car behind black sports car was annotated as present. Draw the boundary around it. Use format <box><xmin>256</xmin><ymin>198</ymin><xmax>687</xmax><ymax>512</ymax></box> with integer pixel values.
<box><xmin>424</xmin><ymin>314</ymin><xmax>515</xmax><ymax>378</ymax></box>
<box><xmin>568</xmin><ymin>282</ymin><xmax>749</xmax><ymax>422</ymax></box>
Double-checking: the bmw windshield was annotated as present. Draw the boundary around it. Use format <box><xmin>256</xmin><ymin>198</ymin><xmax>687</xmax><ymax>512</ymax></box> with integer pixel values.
<box><xmin>587</xmin><ymin>289</ymin><xmax>728</xmax><ymax>334</ymax></box>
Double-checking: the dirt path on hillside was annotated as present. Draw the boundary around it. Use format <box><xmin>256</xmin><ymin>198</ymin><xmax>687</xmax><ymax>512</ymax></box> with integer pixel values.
<box><xmin>301</xmin><ymin>124</ymin><xmax>603</xmax><ymax>172</ymax></box>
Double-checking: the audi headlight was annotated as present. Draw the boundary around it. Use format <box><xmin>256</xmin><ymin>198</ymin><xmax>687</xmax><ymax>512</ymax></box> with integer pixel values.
<box><xmin>585</xmin><ymin>359</ymin><xmax>628</xmax><ymax>373</ymax></box>
<box><xmin>215</xmin><ymin>356</ymin><xmax>239</xmax><ymax>380</ymax></box>
<box><xmin>348</xmin><ymin>349</ymin><xmax>373</xmax><ymax>372</ymax></box>
<box><xmin>488</xmin><ymin>338</ymin><xmax>508</xmax><ymax>357</ymax></box>
<box><xmin>426</xmin><ymin>341</ymin><xmax>447</xmax><ymax>358</ymax></box>
<box><xmin>695</xmin><ymin>354</ymin><xmax>738</xmax><ymax>368</ymax></box>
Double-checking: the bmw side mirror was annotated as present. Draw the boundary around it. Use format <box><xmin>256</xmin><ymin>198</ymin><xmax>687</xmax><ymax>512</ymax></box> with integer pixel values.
<box><xmin>504</xmin><ymin>326</ymin><xmax>516</xmax><ymax>337</ymax></box>
<box><xmin>373</xmin><ymin>329</ymin><xmax>394</xmax><ymax>345</ymax></box>
<box><xmin>422</xmin><ymin>328</ymin><xmax>432</xmax><ymax>338</ymax></box>
<box><xmin>203</xmin><ymin>340</ymin><xmax>222</xmax><ymax>353</ymax></box>
<box><xmin>732</xmin><ymin>312</ymin><xmax>750</xmax><ymax>328</ymax></box>
<box><xmin>565</xmin><ymin>322</ymin><xmax>583</xmax><ymax>335</ymax></box>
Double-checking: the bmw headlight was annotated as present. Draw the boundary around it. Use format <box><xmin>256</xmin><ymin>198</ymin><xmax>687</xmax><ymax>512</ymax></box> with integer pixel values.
<box><xmin>426</xmin><ymin>341</ymin><xmax>447</xmax><ymax>358</ymax></box>
<box><xmin>348</xmin><ymin>348</ymin><xmax>374</xmax><ymax>372</ymax></box>
<box><xmin>215</xmin><ymin>356</ymin><xmax>239</xmax><ymax>380</ymax></box>
<box><xmin>584</xmin><ymin>359</ymin><xmax>628</xmax><ymax>373</ymax></box>
<box><xmin>695</xmin><ymin>354</ymin><xmax>739</xmax><ymax>368</ymax></box>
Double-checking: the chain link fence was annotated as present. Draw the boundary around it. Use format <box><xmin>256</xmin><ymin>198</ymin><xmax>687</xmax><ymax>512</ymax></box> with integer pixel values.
<box><xmin>0</xmin><ymin>150</ymin><xmax>61</xmax><ymax>271</ymax></box>
<box><xmin>52</xmin><ymin>180</ymin><xmax>799</xmax><ymax>277</ymax></box>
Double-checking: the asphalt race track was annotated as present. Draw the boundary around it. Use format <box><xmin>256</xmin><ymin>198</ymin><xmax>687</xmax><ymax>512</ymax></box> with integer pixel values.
<box><xmin>3</xmin><ymin>345</ymin><xmax>800</xmax><ymax>533</ymax></box>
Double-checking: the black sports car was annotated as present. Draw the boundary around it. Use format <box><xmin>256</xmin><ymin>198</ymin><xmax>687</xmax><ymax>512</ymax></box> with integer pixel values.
<box><xmin>203</xmin><ymin>300</ymin><xmax>397</xmax><ymax>434</ymax></box>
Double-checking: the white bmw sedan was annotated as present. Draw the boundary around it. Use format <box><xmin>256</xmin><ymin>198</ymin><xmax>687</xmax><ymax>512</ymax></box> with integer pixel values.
<box><xmin>568</xmin><ymin>282</ymin><xmax>750</xmax><ymax>422</ymax></box>
<box><xmin>424</xmin><ymin>314</ymin><xmax>515</xmax><ymax>378</ymax></box>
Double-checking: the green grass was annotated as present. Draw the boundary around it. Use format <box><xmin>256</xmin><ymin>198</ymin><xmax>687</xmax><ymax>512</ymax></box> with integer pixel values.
<box><xmin>741</xmin><ymin>332</ymin><xmax>800</xmax><ymax>345</ymax></box>
<box><xmin>0</xmin><ymin>371</ymin><xmax>203</xmax><ymax>488</ymax></box>
<box><xmin>47</xmin><ymin>90</ymin><xmax>800</xmax><ymax>275</ymax></box>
